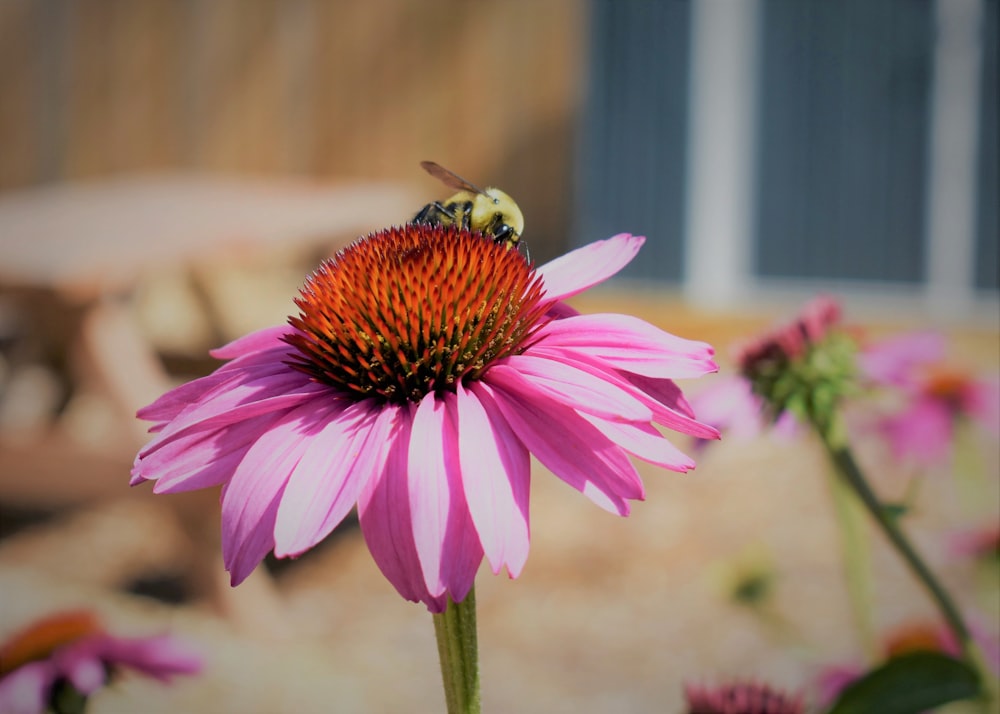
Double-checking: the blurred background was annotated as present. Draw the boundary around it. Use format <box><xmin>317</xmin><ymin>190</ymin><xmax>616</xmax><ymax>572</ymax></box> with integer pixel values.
<box><xmin>0</xmin><ymin>1</ymin><xmax>997</xmax><ymax>712</ymax></box>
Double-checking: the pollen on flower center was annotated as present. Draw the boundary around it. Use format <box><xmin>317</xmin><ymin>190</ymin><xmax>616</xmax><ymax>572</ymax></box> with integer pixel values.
<box><xmin>284</xmin><ymin>224</ymin><xmax>548</xmax><ymax>404</ymax></box>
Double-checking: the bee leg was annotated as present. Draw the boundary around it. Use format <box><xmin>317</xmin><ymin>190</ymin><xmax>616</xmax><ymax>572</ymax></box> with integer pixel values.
<box><xmin>413</xmin><ymin>201</ymin><xmax>456</xmax><ymax>225</ymax></box>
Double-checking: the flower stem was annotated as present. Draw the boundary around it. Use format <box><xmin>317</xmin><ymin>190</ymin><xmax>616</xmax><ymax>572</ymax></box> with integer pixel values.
<box><xmin>433</xmin><ymin>587</ymin><xmax>481</xmax><ymax>714</ymax></box>
<box><xmin>814</xmin><ymin>414</ymin><xmax>973</xmax><ymax>659</ymax></box>
<box><xmin>826</xmin><ymin>467</ymin><xmax>877</xmax><ymax>661</ymax></box>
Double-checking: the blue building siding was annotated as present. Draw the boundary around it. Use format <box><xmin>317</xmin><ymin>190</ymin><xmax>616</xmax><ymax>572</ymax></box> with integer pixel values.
<box><xmin>574</xmin><ymin>0</ymin><xmax>691</xmax><ymax>282</ymax></box>
<box><xmin>753</xmin><ymin>0</ymin><xmax>934</xmax><ymax>284</ymax></box>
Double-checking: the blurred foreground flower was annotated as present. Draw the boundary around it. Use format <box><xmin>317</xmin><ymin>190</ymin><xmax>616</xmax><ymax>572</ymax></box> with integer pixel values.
<box><xmin>859</xmin><ymin>331</ymin><xmax>1000</xmax><ymax>466</ymax></box>
<box><xmin>0</xmin><ymin>610</ymin><xmax>200</xmax><ymax>714</ymax></box>
<box><xmin>683</xmin><ymin>680</ymin><xmax>804</xmax><ymax>714</ymax></box>
<box><xmin>132</xmin><ymin>227</ymin><xmax>718</xmax><ymax>613</ymax></box>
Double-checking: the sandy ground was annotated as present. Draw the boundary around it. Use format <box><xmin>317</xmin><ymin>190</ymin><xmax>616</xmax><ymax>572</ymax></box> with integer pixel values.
<box><xmin>1</xmin><ymin>290</ymin><xmax>997</xmax><ymax>714</ymax></box>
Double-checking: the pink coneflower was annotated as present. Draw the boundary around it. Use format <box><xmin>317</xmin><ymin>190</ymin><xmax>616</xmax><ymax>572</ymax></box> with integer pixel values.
<box><xmin>683</xmin><ymin>680</ymin><xmax>805</xmax><ymax>714</ymax></box>
<box><xmin>859</xmin><ymin>331</ymin><xmax>1000</xmax><ymax>465</ymax></box>
<box><xmin>132</xmin><ymin>226</ymin><xmax>718</xmax><ymax>612</ymax></box>
<box><xmin>0</xmin><ymin>610</ymin><xmax>201</xmax><ymax>714</ymax></box>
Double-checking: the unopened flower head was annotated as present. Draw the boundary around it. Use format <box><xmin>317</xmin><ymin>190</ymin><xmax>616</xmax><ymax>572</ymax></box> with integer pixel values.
<box><xmin>132</xmin><ymin>226</ymin><xmax>719</xmax><ymax>612</ymax></box>
<box><xmin>683</xmin><ymin>680</ymin><xmax>805</xmax><ymax>714</ymax></box>
<box><xmin>736</xmin><ymin>295</ymin><xmax>856</xmax><ymax>429</ymax></box>
<box><xmin>0</xmin><ymin>610</ymin><xmax>201</xmax><ymax>714</ymax></box>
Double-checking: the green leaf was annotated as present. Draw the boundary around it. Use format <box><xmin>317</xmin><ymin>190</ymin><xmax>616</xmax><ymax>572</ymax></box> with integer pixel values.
<box><xmin>827</xmin><ymin>652</ymin><xmax>981</xmax><ymax>714</ymax></box>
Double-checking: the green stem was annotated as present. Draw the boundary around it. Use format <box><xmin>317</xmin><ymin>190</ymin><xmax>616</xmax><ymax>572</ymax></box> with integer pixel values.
<box><xmin>814</xmin><ymin>414</ymin><xmax>973</xmax><ymax>660</ymax></box>
<box><xmin>826</xmin><ymin>467</ymin><xmax>877</xmax><ymax>661</ymax></box>
<box><xmin>433</xmin><ymin>586</ymin><xmax>481</xmax><ymax>714</ymax></box>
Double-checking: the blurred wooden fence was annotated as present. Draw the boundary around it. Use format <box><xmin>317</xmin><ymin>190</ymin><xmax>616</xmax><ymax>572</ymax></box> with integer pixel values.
<box><xmin>0</xmin><ymin>0</ymin><xmax>585</xmax><ymax>256</ymax></box>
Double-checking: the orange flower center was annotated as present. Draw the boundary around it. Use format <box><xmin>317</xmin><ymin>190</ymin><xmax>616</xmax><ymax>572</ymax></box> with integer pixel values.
<box><xmin>922</xmin><ymin>366</ymin><xmax>968</xmax><ymax>403</ymax></box>
<box><xmin>883</xmin><ymin>621</ymin><xmax>948</xmax><ymax>658</ymax></box>
<box><xmin>0</xmin><ymin>611</ymin><xmax>102</xmax><ymax>677</ymax></box>
<box><xmin>285</xmin><ymin>225</ymin><xmax>547</xmax><ymax>404</ymax></box>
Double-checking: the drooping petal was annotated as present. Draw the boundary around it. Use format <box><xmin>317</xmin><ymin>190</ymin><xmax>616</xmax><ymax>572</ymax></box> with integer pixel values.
<box><xmin>579</xmin><ymin>414</ymin><xmax>696</xmax><ymax>472</ymax></box>
<box><xmin>134</xmin><ymin>410</ymin><xmax>287</xmax><ymax>491</ymax></box>
<box><xmin>533</xmin><ymin>313</ymin><xmax>717</xmax><ymax>379</ymax></box>
<box><xmin>273</xmin><ymin>399</ymin><xmax>387</xmax><ymax>558</ymax></box>
<box><xmin>454</xmin><ymin>383</ymin><xmax>531</xmax><ymax>577</ymax></box>
<box><xmin>526</xmin><ymin>344</ymin><xmax>720</xmax><ymax>439</ymax></box>
<box><xmin>220</xmin><ymin>401</ymin><xmax>331</xmax><ymax>584</ymax></box>
<box><xmin>536</xmin><ymin>233</ymin><xmax>644</xmax><ymax>301</ymax></box>
<box><xmin>406</xmin><ymin>394</ymin><xmax>483</xmax><ymax>601</ymax></box>
<box><xmin>357</xmin><ymin>406</ymin><xmax>447</xmax><ymax>612</ymax></box>
<box><xmin>483</xmin><ymin>379</ymin><xmax>642</xmax><ymax>515</ymax></box>
<box><xmin>136</xmin><ymin>367</ymin><xmax>248</xmax><ymax>425</ymax></box>
<box><xmin>138</xmin><ymin>373</ymin><xmax>327</xmax><ymax>458</ymax></box>
<box><xmin>489</xmin><ymin>354</ymin><xmax>652</xmax><ymax>422</ymax></box>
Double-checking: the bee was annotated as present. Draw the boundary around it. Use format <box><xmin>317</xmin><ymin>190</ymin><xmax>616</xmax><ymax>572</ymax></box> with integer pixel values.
<box><xmin>413</xmin><ymin>161</ymin><xmax>525</xmax><ymax>253</ymax></box>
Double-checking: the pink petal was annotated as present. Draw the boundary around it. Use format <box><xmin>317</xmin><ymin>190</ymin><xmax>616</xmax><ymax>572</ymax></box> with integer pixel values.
<box><xmin>880</xmin><ymin>396</ymin><xmax>954</xmax><ymax>464</ymax></box>
<box><xmin>965</xmin><ymin>378</ymin><xmax>1000</xmax><ymax>437</ymax></box>
<box><xmin>138</xmin><ymin>373</ymin><xmax>326</xmax><ymax>458</ymax></box>
<box><xmin>61</xmin><ymin>652</ymin><xmax>106</xmax><ymax>695</ymax></box>
<box><xmin>620</xmin><ymin>372</ymin><xmax>696</xmax><ymax>418</ymax></box>
<box><xmin>687</xmin><ymin>375</ymin><xmax>768</xmax><ymax>441</ymax></box>
<box><xmin>544</xmin><ymin>301</ymin><xmax>581</xmax><ymax>320</ymax></box>
<box><xmin>455</xmin><ymin>383</ymin><xmax>531</xmax><ymax>577</ymax></box>
<box><xmin>536</xmin><ymin>234</ymin><xmax>644</xmax><ymax>301</ymax></box>
<box><xmin>357</xmin><ymin>406</ymin><xmax>447</xmax><ymax>612</ymax></box>
<box><xmin>134</xmin><ymin>410</ymin><xmax>286</xmax><ymax>491</ymax></box>
<box><xmin>483</xmin><ymin>379</ymin><xmax>642</xmax><ymax>515</ymax></box>
<box><xmin>859</xmin><ymin>331</ymin><xmax>947</xmax><ymax>387</ymax></box>
<box><xmin>220</xmin><ymin>402</ymin><xmax>331</xmax><ymax>584</ymax></box>
<box><xmin>489</xmin><ymin>354</ymin><xmax>652</xmax><ymax>422</ymax></box>
<box><xmin>580</xmin><ymin>414</ymin><xmax>696</xmax><ymax>472</ymax></box>
<box><xmin>273</xmin><ymin>399</ymin><xmax>387</xmax><ymax>558</ymax></box>
<box><xmin>94</xmin><ymin>635</ymin><xmax>203</xmax><ymax>680</ymax></box>
<box><xmin>527</xmin><ymin>345</ymin><xmax>720</xmax><ymax>439</ymax></box>
<box><xmin>0</xmin><ymin>661</ymin><xmax>54</xmax><ymax>714</ymax></box>
<box><xmin>209</xmin><ymin>325</ymin><xmax>290</xmax><ymax>360</ymax></box>
<box><xmin>534</xmin><ymin>313</ymin><xmax>717</xmax><ymax>379</ymax></box>
<box><xmin>407</xmin><ymin>394</ymin><xmax>483</xmax><ymax>601</ymax></box>
<box><xmin>136</xmin><ymin>368</ymin><xmax>247</xmax><ymax>424</ymax></box>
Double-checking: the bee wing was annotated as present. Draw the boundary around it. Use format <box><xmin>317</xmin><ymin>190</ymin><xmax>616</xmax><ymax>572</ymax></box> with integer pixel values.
<box><xmin>419</xmin><ymin>161</ymin><xmax>486</xmax><ymax>196</ymax></box>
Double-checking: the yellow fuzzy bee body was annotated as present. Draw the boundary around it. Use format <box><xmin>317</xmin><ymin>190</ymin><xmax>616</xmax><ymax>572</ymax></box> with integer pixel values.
<box><xmin>413</xmin><ymin>161</ymin><xmax>524</xmax><ymax>252</ymax></box>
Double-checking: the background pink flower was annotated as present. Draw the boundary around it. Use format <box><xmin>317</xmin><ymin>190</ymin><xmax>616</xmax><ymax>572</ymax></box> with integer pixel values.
<box><xmin>132</xmin><ymin>228</ymin><xmax>719</xmax><ymax>612</ymax></box>
<box><xmin>859</xmin><ymin>331</ymin><xmax>1000</xmax><ymax>465</ymax></box>
<box><xmin>0</xmin><ymin>611</ymin><xmax>201</xmax><ymax>714</ymax></box>
<box><xmin>689</xmin><ymin>374</ymin><xmax>800</xmax><ymax>446</ymax></box>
